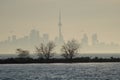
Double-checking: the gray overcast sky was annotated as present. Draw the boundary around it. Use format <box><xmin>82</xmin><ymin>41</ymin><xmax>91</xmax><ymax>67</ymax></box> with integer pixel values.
<box><xmin>0</xmin><ymin>0</ymin><xmax>120</xmax><ymax>44</ymax></box>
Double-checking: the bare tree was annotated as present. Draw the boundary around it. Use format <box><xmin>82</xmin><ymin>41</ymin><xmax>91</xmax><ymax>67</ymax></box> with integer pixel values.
<box><xmin>35</xmin><ymin>41</ymin><xmax>55</xmax><ymax>60</ymax></box>
<box><xmin>61</xmin><ymin>39</ymin><xmax>80</xmax><ymax>60</ymax></box>
<box><xmin>16</xmin><ymin>48</ymin><xmax>30</xmax><ymax>58</ymax></box>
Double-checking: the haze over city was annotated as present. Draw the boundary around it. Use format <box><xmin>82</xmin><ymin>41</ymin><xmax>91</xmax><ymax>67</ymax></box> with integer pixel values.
<box><xmin>0</xmin><ymin>0</ymin><xmax>120</xmax><ymax>53</ymax></box>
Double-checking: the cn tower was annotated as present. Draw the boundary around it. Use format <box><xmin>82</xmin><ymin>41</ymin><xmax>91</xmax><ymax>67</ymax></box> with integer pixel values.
<box><xmin>58</xmin><ymin>10</ymin><xmax>64</xmax><ymax>44</ymax></box>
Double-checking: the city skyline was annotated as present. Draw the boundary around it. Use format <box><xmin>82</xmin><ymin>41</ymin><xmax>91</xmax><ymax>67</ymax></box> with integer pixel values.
<box><xmin>0</xmin><ymin>29</ymin><xmax>119</xmax><ymax>45</ymax></box>
<box><xmin>0</xmin><ymin>29</ymin><xmax>120</xmax><ymax>53</ymax></box>
<box><xmin>0</xmin><ymin>0</ymin><xmax>120</xmax><ymax>53</ymax></box>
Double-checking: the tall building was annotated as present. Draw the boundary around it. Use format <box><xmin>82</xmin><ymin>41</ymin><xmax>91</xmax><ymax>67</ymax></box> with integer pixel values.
<box><xmin>92</xmin><ymin>33</ymin><xmax>99</xmax><ymax>45</ymax></box>
<box><xmin>81</xmin><ymin>33</ymin><xmax>88</xmax><ymax>47</ymax></box>
<box><xmin>58</xmin><ymin>10</ymin><xmax>64</xmax><ymax>45</ymax></box>
<box><xmin>12</xmin><ymin>35</ymin><xmax>17</xmax><ymax>42</ymax></box>
<box><xmin>29</xmin><ymin>29</ymin><xmax>40</xmax><ymax>45</ymax></box>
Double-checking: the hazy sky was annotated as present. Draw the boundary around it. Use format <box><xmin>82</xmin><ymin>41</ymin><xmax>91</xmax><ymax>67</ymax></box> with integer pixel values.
<box><xmin>0</xmin><ymin>0</ymin><xmax>120</xmax><ymax>44</ymax></box>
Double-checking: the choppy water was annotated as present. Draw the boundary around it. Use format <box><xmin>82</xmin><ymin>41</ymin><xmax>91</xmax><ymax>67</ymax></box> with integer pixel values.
<box><xmin>0</xmin><ymin>63</ymin><xmax>120</xmax><ymax>80</ymax></box>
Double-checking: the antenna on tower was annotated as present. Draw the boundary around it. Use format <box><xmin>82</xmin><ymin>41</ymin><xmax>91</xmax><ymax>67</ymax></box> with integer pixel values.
<box><xmin>58</xmin><ymin>9</ymin><xmax>62</xmax><ymax>27</ymax></box>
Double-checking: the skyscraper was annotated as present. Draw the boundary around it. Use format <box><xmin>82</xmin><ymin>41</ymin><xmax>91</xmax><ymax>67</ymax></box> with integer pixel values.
<box><xmin>92</xmin><ymin>33</ymin><xmax>99</xmax><ymax>45</ymax></box>
<box><xmin>29</xmin><ymin>29</ymin><xmax>40</xmax><ymax>45</ymax></box>
<box><xmin>81</xmin><ymin>33</ymin><xmax>88</xmax><ymax>47</ymax></box>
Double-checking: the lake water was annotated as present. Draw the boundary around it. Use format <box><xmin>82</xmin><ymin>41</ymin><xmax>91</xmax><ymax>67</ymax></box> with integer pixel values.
<box><xmin>0</xmin><ymin>63</ymin><xmax>120</xmax><ymax>80</ymax></box>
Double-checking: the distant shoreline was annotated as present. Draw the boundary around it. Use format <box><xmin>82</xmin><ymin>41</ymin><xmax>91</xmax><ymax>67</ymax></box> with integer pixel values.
<box><xmin>0</xmin><ymin>57</ymin><xmax>120</xmax><ymax>64</ymax></box>
<box><xmin>1</xmin><ymin>53</ymin><xmax>120</xmax><ymax>59</ymax></box>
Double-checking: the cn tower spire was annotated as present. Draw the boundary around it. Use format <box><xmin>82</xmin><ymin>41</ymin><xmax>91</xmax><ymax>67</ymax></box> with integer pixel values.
<box><xmin>58</xmin><ymin>10</ymin><xmax>64</xmax><ymax>44</ymax></box>
<box><xmin>58</xmin><ymin>10</ymin><xmax>62</xmax><ymax>38</ymax></box>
